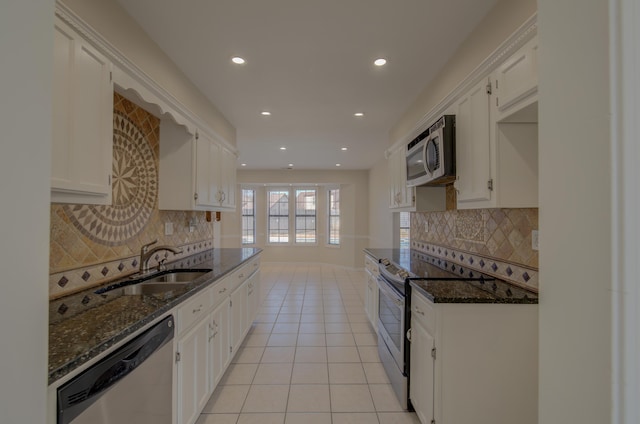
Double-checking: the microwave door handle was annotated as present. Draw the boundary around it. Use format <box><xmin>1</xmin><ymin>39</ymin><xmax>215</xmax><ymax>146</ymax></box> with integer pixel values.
<box><xmin>422</xmin><ymin>134</ymin><xmax>431</xmax><ymax>177</ymax></box>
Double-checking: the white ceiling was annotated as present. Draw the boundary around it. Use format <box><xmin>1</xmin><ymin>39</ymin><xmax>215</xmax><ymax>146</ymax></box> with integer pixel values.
<box><xmin>116</xmin><ymin>0</ymin><xmax>498</xmax><ymax>170</ymax></box>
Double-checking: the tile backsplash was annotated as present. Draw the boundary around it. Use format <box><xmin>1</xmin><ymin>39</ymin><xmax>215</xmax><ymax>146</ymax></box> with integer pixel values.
<box><xmin>49</xmin><ymin>93</ymin><xmax>214</xmax><ymax>299</ymax></box>
<box><xmin>411</xmin><ymin>208</ymin><xmax>538</xmax><ymax>291</ymax></box>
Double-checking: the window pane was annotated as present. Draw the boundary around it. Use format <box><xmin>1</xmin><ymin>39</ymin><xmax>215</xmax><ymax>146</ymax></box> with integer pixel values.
<box><xmin>328</xmin><ymin>189</ymin><xmax>340</xmax><ymax>245</ymax></box>
<box><xmin>295</xmin><ymin>189</ymin><xmax>316</xmax><ymax>243</ymax></box>
<box><xmin>268</xmin><ymin>190</ymin><xmax>289</xmax><ymax>243</ymax></box>
<box><xmin>399</xmin><ymin>211</ymin><xmax>410</xmax><ymax>248</ymax></box>
<box><xmin>242</xmin><ymin>189</ymin><xmax>255</xmax><ymax>244</ymax></box>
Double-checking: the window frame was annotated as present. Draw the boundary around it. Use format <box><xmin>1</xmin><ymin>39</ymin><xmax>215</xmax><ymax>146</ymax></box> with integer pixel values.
<box><xmin>399</xmin><ymin>211</ymin><xmax>410</xmax><ymax>248</ymax></box>
<box><xmin>294</xmin><ymin>188</ymin><xmax>318</xmax><ymax>244</ymax></box>
<box><xmin>266</xmin><ymin>187</ymin><xmax>291</xmax><ymax>245</ymax></box>
<box><xmin>265</xmin><ymin>187</ymin><xmax>319</xmax><ymax>246</ymax></box>
<box><xmin>241</xmin><ymin>188</ymin><xmax>256</xmax><ymax>245</ymax></box>
<box><xmin>327</xmin><ymin>187</ymin><xmax>340</xmax><ymax>246</ymax></box>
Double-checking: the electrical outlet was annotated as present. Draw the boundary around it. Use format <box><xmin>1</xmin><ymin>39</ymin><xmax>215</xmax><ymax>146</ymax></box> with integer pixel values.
<box><xmin>164</xmin><ymin>222</ymin><xmax>174</xmax><ymax>236</ymax></box>
<box><xmin>424</xmin><ymin>220</ymin><xmax>429</xmax><ymax>233</ymax></box>
<box><xmin>531</xmin><ymin>230</ymin><xmax>539</xmax><ymax>250</ymax></box>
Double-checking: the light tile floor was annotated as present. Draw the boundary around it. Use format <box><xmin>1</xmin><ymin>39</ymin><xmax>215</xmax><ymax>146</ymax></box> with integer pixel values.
<box><xmin>196</xmin><ymin>263</ymin><xmax>420</xmax><ymax>424</ymax></box>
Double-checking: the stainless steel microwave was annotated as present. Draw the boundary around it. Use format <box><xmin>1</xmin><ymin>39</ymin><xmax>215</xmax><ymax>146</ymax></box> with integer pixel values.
<box><xmin>406</xmin><ymin>115</ymin><xmax>456</xmax><ymax>186</ymax></box>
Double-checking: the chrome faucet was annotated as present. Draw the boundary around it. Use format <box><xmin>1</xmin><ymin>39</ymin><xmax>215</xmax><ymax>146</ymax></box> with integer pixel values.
<box><xmin>139</xmin><ymin>240</ymin><xmax>183</xmax><ymax>273</ymax></box>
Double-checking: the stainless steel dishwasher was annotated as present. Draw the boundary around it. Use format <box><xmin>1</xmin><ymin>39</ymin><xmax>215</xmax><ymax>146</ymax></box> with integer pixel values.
<box><xmin>57</xmin><ymin>315</ymin><xmax>174</xmax><ymax>424</ymax></box>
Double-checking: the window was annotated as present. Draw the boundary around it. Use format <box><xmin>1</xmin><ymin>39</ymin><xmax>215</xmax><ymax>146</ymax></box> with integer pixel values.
<box><xmin>241</xmin><ymin>189</ymin><xmax>255</xmax><ymax>244</ymax></box>
<box><xmin>268</xmin><ymin>189</ymin><xmax>289</xmax><ymax>243</ymax></box>
<box><xmin>399</xmin><ymin>211</ymin><xmax>410</xmax><ymax>248</ymax></box>
<box><xmin>328</xmin><ymin>188</ymin><xmax>340</xmax><ymax>245</ymax></box>
<box><xmin>295</xmin><ymin>189</ymin><xmax>316</xmax><ymax>243</ymax></box>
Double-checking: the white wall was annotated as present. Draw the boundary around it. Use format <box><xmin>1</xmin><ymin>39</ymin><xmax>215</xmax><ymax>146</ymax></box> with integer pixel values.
<box><xmin>367</xmin><ymin>157</ymin><xmax>394</xmax><ymax>248</ymax></box>
<box><xmin>538</xmin><ymin>0</ymin><xmax>612</xmax><ymax>423</ymax></box>
<box><xmin>223</xmin><ymin>170</ymin><xmax>369</xmax><ymax>268</ymax></box>
<box><xmin>60</xmin><ymin>0</ymin><xmax>236</xmax><ymax>146</ymax></box>
<box><xmin>0</xmin><ymin>1</ymin><xmax>53</xmax><ymax>422</ymax></box>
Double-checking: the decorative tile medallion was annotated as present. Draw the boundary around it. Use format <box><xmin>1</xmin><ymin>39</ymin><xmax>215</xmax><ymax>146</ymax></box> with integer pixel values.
<box><xmin>62</xmin><ymin>112</ymin><xmax>158</xmax><ymax>246</ymax></box>
<box><xmin>454</xmin><ymin>210</ymin><xmax>485</xmax><ymax>242</ymax></box>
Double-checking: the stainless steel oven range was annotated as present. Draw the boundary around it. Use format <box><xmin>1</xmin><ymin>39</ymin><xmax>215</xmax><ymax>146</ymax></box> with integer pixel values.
<box><xmin>376</xmin><ymin>259</ymin><xmax>411</xmax><ymax>410</ymax></box>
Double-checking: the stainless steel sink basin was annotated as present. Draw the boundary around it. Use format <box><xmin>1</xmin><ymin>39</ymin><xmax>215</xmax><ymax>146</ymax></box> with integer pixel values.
<box><xmin>142</xmin><ymin>271</ymin><xmax>210</xmax><ymax>283</ymax></box>
<box><xmin>95</xmin><ymin>269</ymin><xmax>212</xmax><ymax>296</ymax></box>
<box><xmin>123</xmin><ymin>282</ymin><xmax>191</xmax><ymax>295</ymax></box>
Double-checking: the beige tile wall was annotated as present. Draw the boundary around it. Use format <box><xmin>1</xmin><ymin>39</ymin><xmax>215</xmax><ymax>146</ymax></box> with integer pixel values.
<box><xmin>411</xmin><ymin>208</ymin><xmax>538</xmax><ymax>290</ymax></box>
<box><xmin>49</xmin><ymin>93</ymin><xmax>214</xmax><ymax>298</ymax></box>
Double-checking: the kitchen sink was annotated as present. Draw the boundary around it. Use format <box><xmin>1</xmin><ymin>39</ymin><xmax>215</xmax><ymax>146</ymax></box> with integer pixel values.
<box><xmin>95</xmin><ymin>269</ymin><xmax>212</xmax><ymax>296</ymax></box>
<box><xmin>142</xmin><ymin>271</ymin><xmax>211</xmax><ymax>283</ymax></box>
<box><xmin>122</xmin><ymin>282</ymin><xmax>191</xmax><ymax>295</ymax></box>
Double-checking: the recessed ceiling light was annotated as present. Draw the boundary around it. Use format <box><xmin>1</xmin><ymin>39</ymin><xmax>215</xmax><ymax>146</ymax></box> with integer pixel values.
<box><xmin>374</xmin><ymin>58</ymin><xmax>387</xmax><ymax>66</ymax></box>
<box><xmin>288</xmin><ymin>163</ymin><xmax>294</xmax><ymax>167</ymax></box>
<box><xmin>231</xmin><ymin>56</ymin><xmax>246</xmax><ymax>64</ymax></box>
<box><xmin>241</xmin><ymin>163</ymin><xmax>247</xmax><ymax>167</ymax></box>
<box><xmin>261</xmin><ymin>111</ymin><xmax>271</xmax><ymax>116</ymax></box>
<box><xmin>354</xmin><ymin>112</ymin><xmax>364</xmax><ymax>117</ymax></box>
<box><xmin>280</xmin><ymin>147</ymin><xmax>287</xmax><ymax>150</ymax></box>
<box><xmin>341</xmin><ymin>147</ymin><xmax>348</xmax><ymax>151</ymax></box>
<box><xmin>336</xmin><ymin>164</ymin><xmax>341</xmax><ymax>167</ymax></box>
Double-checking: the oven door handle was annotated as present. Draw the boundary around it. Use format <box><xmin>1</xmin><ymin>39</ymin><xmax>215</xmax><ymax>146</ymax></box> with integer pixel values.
<box><xmin>376</xmin><ymin>277</ymin><xmax>404</xmax><ymax>307</ymax></box>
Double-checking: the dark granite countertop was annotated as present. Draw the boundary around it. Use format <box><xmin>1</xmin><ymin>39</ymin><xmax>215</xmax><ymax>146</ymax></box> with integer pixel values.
<box><xmin>364</xmin><ymin>248</ymin><xmax>537</xmax><ymax>304</ymax></box>
<box><xmin>48</xmin><ymin>247</ymin><xmax>261</xmax><ymax>385</ymax></box>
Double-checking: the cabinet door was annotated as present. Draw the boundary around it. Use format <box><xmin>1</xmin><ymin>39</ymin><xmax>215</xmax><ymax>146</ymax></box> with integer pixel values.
<box><xmin>410</xmin><ymin>318</ymin><xmax>435</xmax><ymax>424</ymax></box>
<box><xmin>52</xmin><ymin>18</ymin><xmax>113</xmax><ymax>204</ymax></box>
<box><xmin>210</xmin><ymin>300</ymin><xmax>230</xmax><ymax>388</ymax></box>
<box><xmin>455</xmin><ymin>78</ymin><xmax>492</xmax><ymax>204</ymax></box>
<box><xmin>229</xmin><ymin>281</ymin><xmax>247</xmax><ymax>356</ymax></box>
<box><xmin>246</xmin><ymin>271</ymin><xmax>260</xmax><ymax>326</ymax></box>
<box><xmin>218</xmin><ymin>146</ymin><xmax>237</xmax><ymax>210</ymax></box>
<box><xmin>195</xmin><ymin>134</ymin><xmax>218</xmax><ymax>207</ymax></box>
<box><xmin>176</xmin><ymin>318</ymin><xmax>210</xmax><ymax>424</ymax></box>
<box><xmin>388</xmin><ymin>146</ymin><xmax>413</xmax><ymax>209</ymax></box>
<box><xmin>495</xmin><ymin>37</ymin><xmax>538</xmax><ymax>118</ymax></box>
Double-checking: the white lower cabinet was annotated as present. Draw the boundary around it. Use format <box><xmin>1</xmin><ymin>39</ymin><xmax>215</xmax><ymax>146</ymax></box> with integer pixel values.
<box><xmin>229</xmin><ymin>280</ymin><xmax>248</xmax><ymax>356</ymax></box>
<box><xmin>175</xmin><ymin>317</ymin><xmax>211</xmax><ymax>424</ymax></box>
<box><xmin>364</xmin><ymin>254</ymin><xmax>379</xmax><ymax>331</ymax></box>
<box><xmin>409</xmin><ymin>289</ymin><xmax>538</xmax><ymax>424</ymax></box>
<box><xmin>409</xmin><ymin>300</ymin><xmax>435</xmax><ymax>424</ymax></box>
<box><xmin>174</xmin><ymin>256</ymin><xmax>261</xmax><ymax>424</ymax></box>
<box><xmin>209</xmin><ymin>299</ymin><xmax>230</xmax><ymax>389</ymax></box>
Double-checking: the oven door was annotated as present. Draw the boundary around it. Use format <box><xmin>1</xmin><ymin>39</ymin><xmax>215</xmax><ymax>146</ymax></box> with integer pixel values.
<box><xmin>377</xmin><ymin>276</ymin><xmax>405</xmax><ymax>371</ymax></box>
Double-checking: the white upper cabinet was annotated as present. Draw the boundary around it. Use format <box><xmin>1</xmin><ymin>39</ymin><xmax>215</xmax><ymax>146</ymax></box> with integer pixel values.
<box><xmin>455</xmin><ymin>37</ymin><xmax>539</xmax><ymax>210</ymax></box>
<box><xmin>388</xmin><ymin>145</ymin><xmax>413</xmax><ymax>209</ymax></box>
<box><xmin>158</xmin><ymin>119</ymin><xmax>237</xmax><ymax>211</ymax></box>
<box><xmin>454</xmin><ymin>78</ymin><xmax>492</xmax><ymax>204</ymax></box>
<box><xmin>494</xmin><ymin>37</ymin><xmax>538</xmax><ymax>122</ymax></box>
<box><xmin>52</xmin><ymin>17</ymin><xmax>113</xmax><ymax>204</ymax></box>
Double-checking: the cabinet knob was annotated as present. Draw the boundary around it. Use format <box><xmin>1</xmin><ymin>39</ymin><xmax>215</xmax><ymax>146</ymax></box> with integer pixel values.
<box><xmin>193</xmin><ymin>305</ymin><xmax>203</xmax><ymax>314</ymax></box>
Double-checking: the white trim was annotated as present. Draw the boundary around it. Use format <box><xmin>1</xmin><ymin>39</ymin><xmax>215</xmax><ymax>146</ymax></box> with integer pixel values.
<box><xmin>611</xmin><ymin>0</ymin><xmax>640</xmax><ymax>423</ymax></box>
<box><xmin>388</xmin><ymin>13</ymin><xmax>538</xmax><ymax>152</ymax></box>
<box><xmin>54</xmin><ymin>2</ymin><xmax>236</xmax><ymax>153</ymax></box>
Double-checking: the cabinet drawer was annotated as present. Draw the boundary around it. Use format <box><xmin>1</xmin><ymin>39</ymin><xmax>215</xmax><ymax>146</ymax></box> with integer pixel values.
<box><xmin>228</xmin><ymin>261</ymin><xmax>255</xmax><ymax>291</ymax></box>
<box><xmin>411</xmin><ymin>291</ymin><xmax>436</xmax><ymax>335</ymax></box>
<box><xmin>178</xmin><ymin>288</ymin><xmax>212</xmax><ymax>334</ymax></box>
<box><xmin>212</xmin><ymin>278</ymin><xmax>230</xmax><ymax>306</ymax></box>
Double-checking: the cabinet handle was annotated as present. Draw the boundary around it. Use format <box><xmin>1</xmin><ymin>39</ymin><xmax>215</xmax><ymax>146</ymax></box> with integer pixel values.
<box><xmin>414</xmin><ymin>306</ymin><xmax>425</xmax><ymax>316</ymax></box>
<box><xmin>238</xmin><ymin>273</ymin><xmax>244</xmax><ymax>279</ymax></box>
<box><xmin>193</xmin><ymin>305</ymin><xmax>203</xmax><ymax>314</ymax></box>
<box><xmin>218</xmin><ymin>287</ymin><xmax>227</xmax><ymax>294</ymax></box>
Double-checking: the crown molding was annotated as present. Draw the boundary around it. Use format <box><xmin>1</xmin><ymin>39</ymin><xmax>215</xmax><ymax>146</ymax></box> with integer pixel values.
<box><xmin>55</xmin><ymin>2</ymin><xmax>236</xmax><ymax>153</ymax></box>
